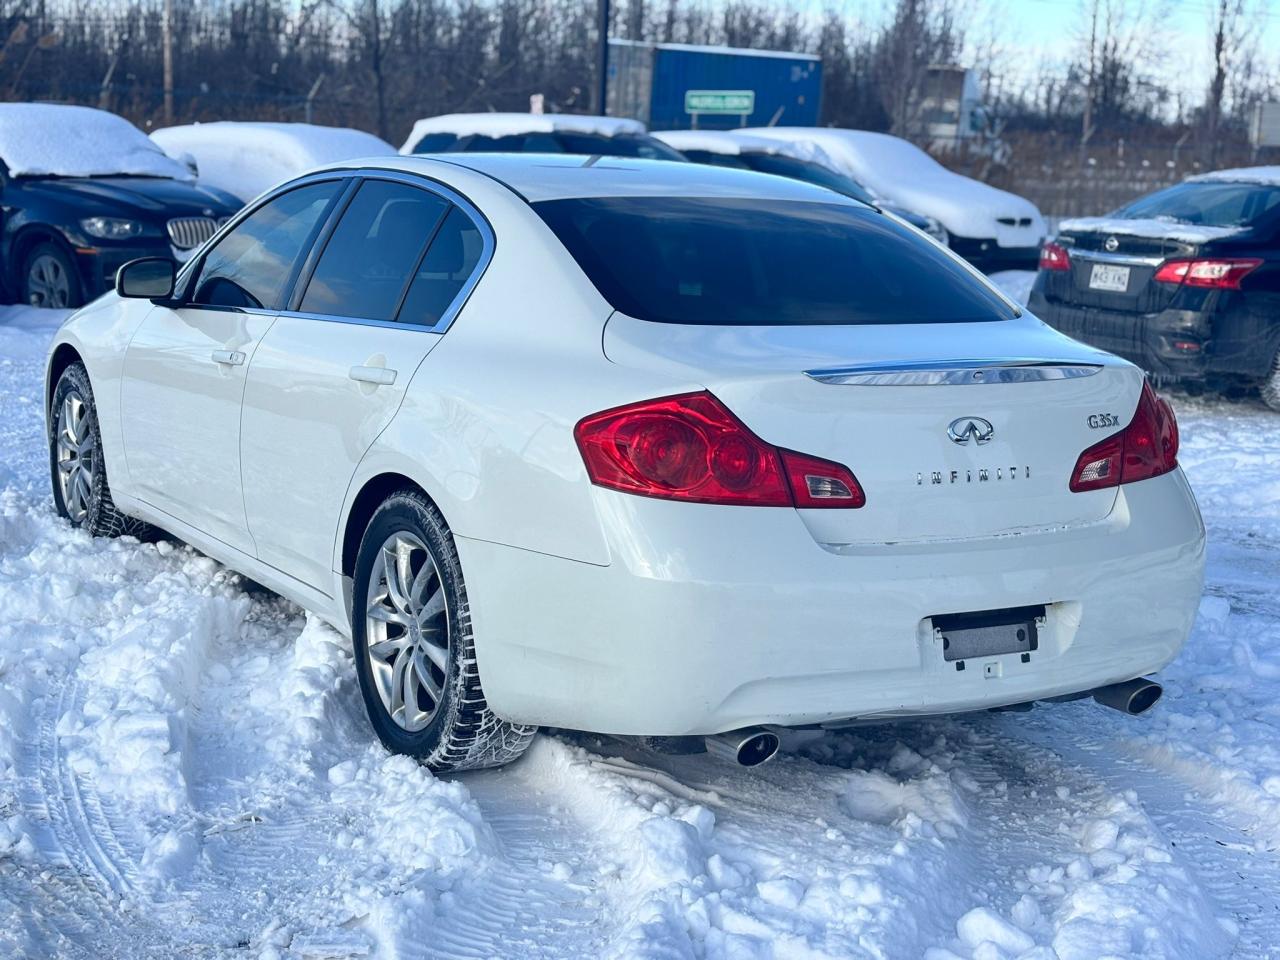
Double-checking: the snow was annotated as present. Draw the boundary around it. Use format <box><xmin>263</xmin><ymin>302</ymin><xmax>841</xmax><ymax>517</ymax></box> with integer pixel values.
<box><xmin>151</xmin><ymin>122</ymin><xmax>396</xmax><ymax>201</ymax></box>
<box><xmin>4</xmin><ymin>304</ymin><xmax>1280</xmax><ymax>958</ymax></box>
<box><xmin>741</xmin><ymin>127</ymin><xmax>1045</xmax><ymax>240</ymax></box>
<box><xmin>401</xmin><ymin>113</ymin><xmax>646</xmax><ymax>153</ymax></box>
<box><xmin>990</xmin><ymin>270</ymin><xmax>1037</xmax><ymax>304</ymax></box>
<box><xmin>1057</xmin><ymin>216</ymin><xmax>1245</xmax><ymax>244</ymax></box>
<box><xmin>0</xmin><ymin>103</ymin><xmax>192</xmax><ymax>181</ymax></box>
<box><xmin>1187</xmin><ymin>166</ymin><xmax>1280</xmax><ymax>187</ymax></box>
<box><xmin>653</xmin><ymin>129</ymin><xmax>832</xmax><ymax>164</ymax></box>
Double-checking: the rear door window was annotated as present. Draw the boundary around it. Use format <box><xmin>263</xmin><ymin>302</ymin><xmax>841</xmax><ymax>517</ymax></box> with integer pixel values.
<box><xmin>299</xmin><ymin>179</ymin><xmax>449</xmax><ymax>321</ymax></box>
<box><xmin>397</xmin><ymin>206</ymin><xmax>485</xmax><ymax>327</ymax></box>
<box><xmin>534</xmin><ymin>196</ymin><xmax>1015</xmax><ymax>326</ymax></box>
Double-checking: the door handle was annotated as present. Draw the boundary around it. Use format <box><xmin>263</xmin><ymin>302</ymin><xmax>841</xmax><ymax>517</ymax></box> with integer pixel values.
<box><xmin>348</xmin><ymin>365</ymin><xmax>397</xmax><ymax>386</ymax></box>
<box><xmin>211</xmin><ymin>349</ymin><xmax>246</xmax><ymax>366</ymax></box>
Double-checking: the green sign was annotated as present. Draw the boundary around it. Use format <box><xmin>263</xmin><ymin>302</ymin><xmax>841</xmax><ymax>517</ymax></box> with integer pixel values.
<box><xmin>684</xmin><ymin>90</ymin><xmax>755</xmax><ymax>115</ymax></box>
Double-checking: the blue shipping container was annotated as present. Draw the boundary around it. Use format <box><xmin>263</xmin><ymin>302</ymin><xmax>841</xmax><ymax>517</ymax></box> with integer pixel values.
<box><xmin>607</xmin><ymin>40</ymin><xmax>822</xmax><ymax>131</ymax></box>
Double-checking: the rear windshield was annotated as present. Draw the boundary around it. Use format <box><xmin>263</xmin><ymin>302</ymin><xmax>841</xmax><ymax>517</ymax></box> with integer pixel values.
<box><xmin>534</xmin><ymin>196</ymin><xmax>1015</xmax><ymax>326</ymax></box>
<box><xmin>741</xmin><ymin>154</ymin><xmax>878</xmax><ymax>206</ymax></box>
<box><xmin>1116</xmin><ymin>181</ymin><xmax>1280</xmax><ymax>227</ymax></box>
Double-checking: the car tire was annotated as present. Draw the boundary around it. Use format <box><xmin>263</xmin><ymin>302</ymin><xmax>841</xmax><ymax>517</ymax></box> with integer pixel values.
<box><xmin>49</xmin><ymin>363</ymin><xmax>153</xmax><ymax>538</ymax></box>
<box><xmin>1261</xmin><ymin>349</ymin><xmax>1280</xmax><ymax>412</ymax></box>
<box><xmin>351</xmin><ymin>489</ymin><xmax>536</xmax><ymax>771</ymax></box>
<box><xmin>23</xmin><ymin>242</ymin><xmax>84</xmax><ymax>309</ymax></box>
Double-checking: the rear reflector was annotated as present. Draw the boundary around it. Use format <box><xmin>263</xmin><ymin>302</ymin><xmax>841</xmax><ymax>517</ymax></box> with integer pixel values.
<box><xmin>1153</xmin><ymin>257</ymin><xmax>1261</xmax><ymax>289</ymax></box>
<box><xmin>1069</xmin><ymin>381</ymin><xmax>1178</xmax><ymax>493</ymax></box>
<box><xmin>1039</xmin><ymin>241</ymin><xmax>1071</xmax><ymax>272</ymax></box>
<box><xmin>575</xmin><ymin>391</ymin><xmax>865</xmax><ymax>508</ymax></box>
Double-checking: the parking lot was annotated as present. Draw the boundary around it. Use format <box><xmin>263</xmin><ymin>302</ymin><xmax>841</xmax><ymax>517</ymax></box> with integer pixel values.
<box><xmin>2</xmin><ymin>280</ymin><xmax>1279</xmax><ymax>958</ymax></box>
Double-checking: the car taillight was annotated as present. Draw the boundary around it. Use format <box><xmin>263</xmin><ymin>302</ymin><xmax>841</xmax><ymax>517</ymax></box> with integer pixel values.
<box><xmin>1069</xmin><ymin>380</ymin><xmax>1179</xmax><ymax>493</ymax></box>
<box><xmin>1152</xmin><ymin>258</ymin><xmax>1261</xmax><ymax>289</ymax></box>
<box><xmin>575</xmin><ymin>391</ymin><xmax>865</xmax><ymax>508</ymax></box>
<box><xmin>1039</xmin><ymin>242</ymin><xmax>1071</xmax><ymax>272</ymax></box>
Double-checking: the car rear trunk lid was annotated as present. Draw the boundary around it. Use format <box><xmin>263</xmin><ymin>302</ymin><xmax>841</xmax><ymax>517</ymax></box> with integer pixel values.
<box><xmin>603</xmin><ymin>313</ymin><xmax>1141</xmax><ymax>546</ymax></box>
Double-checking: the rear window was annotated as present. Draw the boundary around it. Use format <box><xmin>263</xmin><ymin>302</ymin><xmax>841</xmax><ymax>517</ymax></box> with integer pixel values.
<box><xmin>411</xmin><ymin>131</ymin><xmax>686</xmax><ymax>162</ymax></box>
<box><xmin>1116</xmin><ymin>181</ymin><xmax>1280</xmax><ymax>227</ymax></box>
<box><xmin>534</xmin><ymin>196</ymin><xmax>1015</xmax><ymax>326</ymax></box>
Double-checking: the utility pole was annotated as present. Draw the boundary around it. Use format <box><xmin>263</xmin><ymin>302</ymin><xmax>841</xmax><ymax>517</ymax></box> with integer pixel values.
<box><xmin>162</xmin><ymin>0</ymin><xmax>174</xmax><ymax>125</ymax></box>
<box><xmin>596</xmin><ymin>0</ymin><xmax>609</xmax><ymax>116</ymax></box>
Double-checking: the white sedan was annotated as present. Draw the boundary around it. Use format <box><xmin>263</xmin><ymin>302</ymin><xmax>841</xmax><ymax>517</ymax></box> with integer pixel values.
<box><xmin>45</xmin><ymin>155</ymin><xmax>1205</xmax><ymax>771</ymax></box>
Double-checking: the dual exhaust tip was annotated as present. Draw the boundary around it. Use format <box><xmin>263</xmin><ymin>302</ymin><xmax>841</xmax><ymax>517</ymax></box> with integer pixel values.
<box><xmin>700</xmin><ymin>678</ymin><xmax>1162</xmax><ymax>768</ymax></box>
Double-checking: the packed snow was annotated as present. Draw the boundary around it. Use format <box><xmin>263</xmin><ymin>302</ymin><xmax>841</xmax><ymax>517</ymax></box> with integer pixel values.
<box><xmin>1057</xmin><ymin>216</ymin><xmax>1246</xmax><ymax>244</ymax></box>
<box><xmin>653</xmin><ymin>130</ymin><xmax>831</xmax><ymax>163</ymax></box>
<box><xmin>152</xmin><ymin>122</ymin><xmax>396</xmax><ymax>201</ymax></box>
<box><xmin>0</xmin><ymin>104</ymin><xmax>192</xmax><ymax>181</ymax></box>
<box><xmin>741</xmin><ymin>127</ymin><xmax>1045</xmax><ymax>242</ymax></box>
<box><xmin>401</xmin><ymin>113</ymin><xmax>646</xmax><ymax>154</ymax></box>
<box><xmin>1187</xmin><ymin>166</ymin><xmax>1280</xmax><ymax>187</ymax></box>
<box><xmin>3</xmin><ymin>302</ymin><xmax>1280</xmax><ymax>959</ymax></box>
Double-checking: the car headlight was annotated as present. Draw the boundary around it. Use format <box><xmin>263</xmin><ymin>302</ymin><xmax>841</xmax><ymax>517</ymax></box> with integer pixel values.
<box><xmin>922</xmin><ymin>216</ymin><xmax>950</xmax><ymax>245</ymax></box>
<box><xmin>80</xmin><ymin>217</ymin><xmax>143</xmax><ymax>240</ymax></box>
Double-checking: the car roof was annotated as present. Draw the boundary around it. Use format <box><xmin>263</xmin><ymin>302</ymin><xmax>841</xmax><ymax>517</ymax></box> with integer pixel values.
<box><xmin>327</xmin><ymin>153</ymin><xmax>862</xmax><ymax>204</ymax></box>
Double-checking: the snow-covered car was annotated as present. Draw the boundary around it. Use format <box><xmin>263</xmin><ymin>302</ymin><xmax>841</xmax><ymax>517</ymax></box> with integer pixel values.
<box><xmin>0</xmin><ymin>103</ymin><xmax>241</xmax><ymax>309</ymax></box>
<box><xmin>400</xmin><ymin>112</ymin><xmax>686</xmax><ymax>161</ymax></box>
<box><xmin>45</xmin><ymin>155</ymin><xmax>1204</xmax><ymax>772</ymax></box>
<box><xmin>1030</xmin><ymin>166</ymin><xmax>1280</xmax><ymax>409</ymax></box>
<box><xmin>653</xmin><ymin>129</ymin><xmax>950</xmax><ymax>243</ymax></box>
<box><xmin>741</xmin><ymin>126</ymin><xmax>1046</xmax><ymax>270</ymax></box>
<box><xmin>151</xmin><ymin>121</ymin><xmax>396</xmax><ymax>202</ymax></box>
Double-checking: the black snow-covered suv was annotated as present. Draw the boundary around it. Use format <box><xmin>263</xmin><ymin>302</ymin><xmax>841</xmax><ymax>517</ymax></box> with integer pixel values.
<box><xmin>0</xmin><ymin>103</ymin><xmax>241</xmax><ymax>308</ymax></box>
<box><xmin>1029</xmin><ymin>168</ymin><xmax>1280</xmax><ymax>408</ymax></box>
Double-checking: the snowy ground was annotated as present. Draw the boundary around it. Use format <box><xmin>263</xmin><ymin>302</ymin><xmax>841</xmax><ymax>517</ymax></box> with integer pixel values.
<box><xmin>2</xmin><ymin>298</ymin><xmax>1279</xmax><ymax>960</ymax></box>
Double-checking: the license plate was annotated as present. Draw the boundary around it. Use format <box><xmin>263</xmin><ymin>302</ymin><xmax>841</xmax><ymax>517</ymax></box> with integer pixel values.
<box><xmin>933</xmin><ymin>605</ymin><xmax>1043</xmax><ymax>662</ymax></box>
<box><xmin>1088</xmin><ymin>263</ymin><xmax>1130</xmax><ymax>292</ymax></box>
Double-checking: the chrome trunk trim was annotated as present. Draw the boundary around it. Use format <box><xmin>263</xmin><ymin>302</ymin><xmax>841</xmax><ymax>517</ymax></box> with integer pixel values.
<box><xmin>805</xmin><ymin>358</ymin><xmax>1104</xmax><ymax>386</ymax></box>
<box><xmin>1068</xmin><ymin>249</ymin><xmax>1166</xmax><ymax>267</ymax></box>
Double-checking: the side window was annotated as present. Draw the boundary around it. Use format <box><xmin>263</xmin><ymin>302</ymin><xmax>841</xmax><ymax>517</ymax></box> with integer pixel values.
<box><xmin>397</xmin><ymin>206</ymin><xmax>484</xmax><ymax>327</ymax></box>
<box><xmin>190</xmin><ymin>181</ymin><xmax>339</xmax><ymax>310</ymax></box>
<box><xmin>299</xmin><ymin>180</ymin><xmax>449</xmax><ymax>321</ymax></box>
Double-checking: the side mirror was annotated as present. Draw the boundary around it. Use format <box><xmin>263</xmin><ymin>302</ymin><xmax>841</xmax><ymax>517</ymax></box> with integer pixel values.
<box><xmin>178</xmin><ymin>151</ymin><xmax>199</xmax><ymax>178</ymax></box>
<box><xmin>116</xmin><ymin>257</ymin><xmax>175</xmax><ymax>300</ymax></box>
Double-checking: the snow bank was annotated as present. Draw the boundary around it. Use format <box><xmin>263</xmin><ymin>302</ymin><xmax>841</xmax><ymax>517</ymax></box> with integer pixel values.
<box><xmin>1058</xmin><ymin>215</ymin><xmax>1244</xmax><ymax>244</ymax></box>
<box><xmin>990</xmin><ymin>270</ymin><xmax>1036</xmax><ymax>305</ymax></box>
<box><xmin>741</xmin><ymin>127</ymin><xmax>1045</xmax><ymax>243</ymax></box>
<box><xmin>0</xmin><ymin>103</ymin><xmax>191</xmax><ymax>180</ymax></box>
<box><xmin>1187</xmin><ymin>165</ymin><xmax>1280</xmax><ymax>187</ymax></box>
<box><xmin>401</xmin><ymin>112</ymin><xmax>645</xmax><ymax>153</ymax></box>
<box><xmin>152</xmin><ymin>121</ymin><xmax>395</xmax><ymax>201</ymax></box>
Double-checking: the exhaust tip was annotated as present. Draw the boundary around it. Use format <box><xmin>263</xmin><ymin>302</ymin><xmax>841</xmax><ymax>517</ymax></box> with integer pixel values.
<box><xmin>705</xmin><ymin>727</ymin><xmax>781</xmax><ymax>767</ymax></box>
<box><xmin>1093</xmin><ymin>677</ymin><xmax>1163</xmax><ymax>715</ymax></box>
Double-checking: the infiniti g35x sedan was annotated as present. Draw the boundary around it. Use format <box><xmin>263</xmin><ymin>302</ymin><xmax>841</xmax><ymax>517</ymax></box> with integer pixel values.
<box><xmin>46</xmin><ymin>156</ymin><xmax>1205</xmax><ymax>771</ymax></box>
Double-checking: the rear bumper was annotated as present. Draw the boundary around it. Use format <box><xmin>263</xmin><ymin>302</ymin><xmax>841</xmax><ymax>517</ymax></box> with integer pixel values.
<box><xmin>459</xmin><ymin>470</ymin><xmax>1205</xmax><ymax>735</ymax></box>
<box><xmin>950</xmin><ymin>234</ymin><xmax>1040</xmax><ymax>272</ymax></box>
<box><xmin>1029</xmin><ymin>287</ymin><xmax>1280</xmax><ymax>381</ymax></box>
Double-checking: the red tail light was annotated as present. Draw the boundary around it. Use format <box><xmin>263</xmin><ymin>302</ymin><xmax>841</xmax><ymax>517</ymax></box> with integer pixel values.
<box><xmin>1153</xmin><ymin>258</ymin><xmax>1261</xmax><ymax>289</ymax></box>
<box><xmin>1070</xmin><ymin>381</ymin><xmax>1179</xmax><ymax>493</ymax></box>
<box><xmin>1039</xmin><ymin>242</ymin><xmax>1071</xmax><ymax>272</ymax></box>
<box><xmin>575</xmin><ymin>392</ymin><xmax>865</xmax><ymax>508</ymax></box>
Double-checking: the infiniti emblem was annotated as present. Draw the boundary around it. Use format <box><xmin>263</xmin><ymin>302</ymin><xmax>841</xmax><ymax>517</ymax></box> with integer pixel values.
<box><xmin>1104</xmin><ymin>235</ymin><xmax>1120</xmax><ymax>252</ymax></box>
<box><xmin>948</xmin><ymin>416</ymin><xmax>994</xmax><ymax>445</ymax></box>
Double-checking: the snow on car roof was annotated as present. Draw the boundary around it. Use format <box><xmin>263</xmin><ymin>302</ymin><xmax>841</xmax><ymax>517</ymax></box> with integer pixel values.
<box><xmin>1186</xmin><ymin>166</ymin><xmax>1280</xmax><ymax>187</ymax></box>
<box><xmin>151</xmin><ymin>121</ymin><xmax>395</xmax><ymax>200</ymax></box>
<box><xmin>652</xmin><ymin>130</ymin><xmax>828</xmax><ymax>162</ymax></box>
<box><xmin>0</xmin><ymin>103</ymin><xmax>191</xmax><ymax>180</ymax></box>
<box><xmin>401</xmin><ymin>113</ymin><xmax>647</xmax><ymax>153</ymax></box>
<box><xmin>1057</xmin><ymin>216</ymin><xmax>1245</xmax><ymax>244</ymax></box>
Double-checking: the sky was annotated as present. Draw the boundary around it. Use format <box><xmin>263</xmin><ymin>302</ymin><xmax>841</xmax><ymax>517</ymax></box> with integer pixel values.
<box><xmin>780</xmin><ymin>0</ymin><xmax>1280</xmax><ymax>105</ymax></box>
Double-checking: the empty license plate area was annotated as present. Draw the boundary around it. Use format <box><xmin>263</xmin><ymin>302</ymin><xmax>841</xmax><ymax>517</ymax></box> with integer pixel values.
<box><xmin>932</xmin><ymin>605</ymin><xmax>1044</xmax><ymax>662</ymax></box>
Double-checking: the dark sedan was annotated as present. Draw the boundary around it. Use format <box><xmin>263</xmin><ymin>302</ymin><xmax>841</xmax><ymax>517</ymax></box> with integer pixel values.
<box><xmin>0</xmin><ymin>103</ymin><xmax>241</xmax><ymax>308</ymax></box>
<box><xmin>1029</xmin><ymin>169</ymin><xmax>1280</xmax><ymax>408</ymax></box>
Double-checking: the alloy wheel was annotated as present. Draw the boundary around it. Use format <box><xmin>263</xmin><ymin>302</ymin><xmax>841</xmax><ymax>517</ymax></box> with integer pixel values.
<box><xmin>28</xmin><ymin>253</ymin><xmax>72</xmax><ymax>308</ymax></box>
<box><xmin>56</xmin><ymin>392</ymin><xmax>95</xmax><ymax>522</ymax></box>
<box><xmin>364</xmin><ymin>531</ymin><xmax>450</xmax><ymax>732</ymax></box>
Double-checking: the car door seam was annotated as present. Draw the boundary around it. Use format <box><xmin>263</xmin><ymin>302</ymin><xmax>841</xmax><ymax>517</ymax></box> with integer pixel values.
<box><xmin>236</xmin><ymin>314</ymin><xmax>280</xmax><ymax>559</ymax></box>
